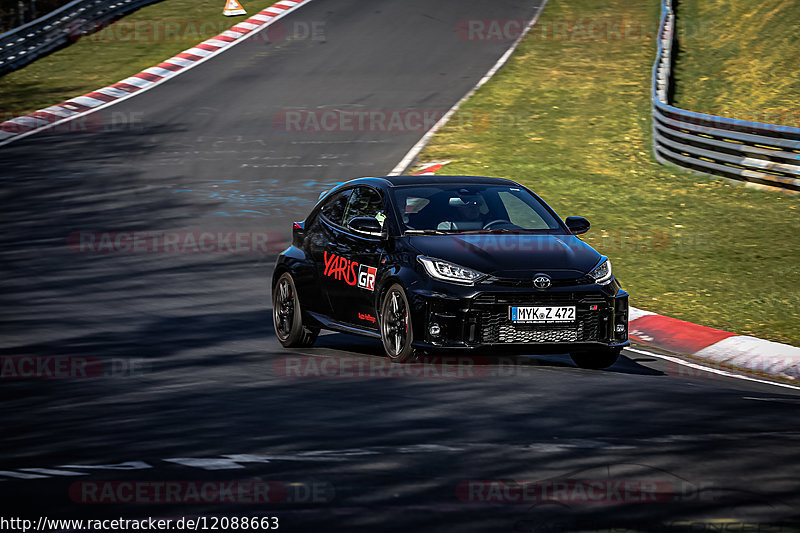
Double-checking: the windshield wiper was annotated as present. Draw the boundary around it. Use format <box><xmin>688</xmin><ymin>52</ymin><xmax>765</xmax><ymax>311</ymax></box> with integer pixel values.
<box><xmin>404</xmin><ymin>229</ymin><xmax>451</xmax><ymax>235</ymax></box>
<box><xmin>406</xmin><ymin>228</ymin><xmax>547</xmax><ymax>235</ymax></box>
<box><xmin>456</xmin><ymin>228</ymin><xmax>534</xmax><ymax>234</ymax></box>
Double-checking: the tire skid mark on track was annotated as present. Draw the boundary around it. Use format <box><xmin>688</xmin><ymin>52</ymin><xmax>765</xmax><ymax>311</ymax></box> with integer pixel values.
<box><xmin>0</xmin><ymin>444</ymin><xmax>463</xmax><ymax>481</ymax></box>
<box><xmin>7</xmin><ymin>433</ymin><xmax>800</xmax><ymax>482</ymax></box>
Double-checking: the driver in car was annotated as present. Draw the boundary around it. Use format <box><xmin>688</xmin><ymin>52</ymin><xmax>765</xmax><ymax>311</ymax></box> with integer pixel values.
<box><xmin>445</xmin><ymin>196</ymin><xmax>486</xmax><ymax>230</ymax></box>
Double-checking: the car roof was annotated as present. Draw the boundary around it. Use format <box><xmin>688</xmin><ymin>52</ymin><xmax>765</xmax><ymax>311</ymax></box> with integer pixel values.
<box><xmin>335</xmin><ymin>175</ymin><xmax>521</xmax><ymax>189</ymax></box>
<box><xmin>383</xmin><ymin>175</ymin><xmax>519</xmax><ymax>187</ymax></box>
<box><xmin>315</xmin><ymin>175</ymin><xmax>526</xmax><ymax>205</ymax></box>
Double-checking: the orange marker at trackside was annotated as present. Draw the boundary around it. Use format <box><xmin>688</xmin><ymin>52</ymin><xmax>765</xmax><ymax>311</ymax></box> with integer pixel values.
<box><xmin>223</xmin><ymin>0</ymin><xmax>246</xmax><ymax>16</ymax></box>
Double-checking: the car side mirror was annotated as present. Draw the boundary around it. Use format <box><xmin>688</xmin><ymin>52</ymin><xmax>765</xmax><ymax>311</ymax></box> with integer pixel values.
<box><xmin>348</xmin><ymin>217</ymin><xmax>385</xmax><ymax>237</ymax></box>
<box><xmin>565</xmin><ymin>216</ymin><xmax>590</xmax><ymax>235</ymax></box>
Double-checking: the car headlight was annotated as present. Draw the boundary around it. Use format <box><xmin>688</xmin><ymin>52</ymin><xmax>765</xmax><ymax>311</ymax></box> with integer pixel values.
<box><xmin>417</xmin><ymin>256</ymin><xmax>485</xmax><ymax>285</ymax></box>
<box><xmin>589</xmin><ymin>258</ymin><xmax>613</xmax><ymax>285</ymax></box>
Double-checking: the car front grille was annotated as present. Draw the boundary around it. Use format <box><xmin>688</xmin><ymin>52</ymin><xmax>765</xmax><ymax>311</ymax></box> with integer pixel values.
<box><xmin>497</xmin><ymin>324</ymin><xmax>578</xmax><ymax>343</ymax></box>
<box><xmin>479</xmin><ymin>275</ymin><xmax>593</xmax><ymax>288</ymax></box>
<box><xmin>473</xmin><ymin>292</ymin><xmax>606</xmax><ymax>344</ymax></box>
<box><xmin>473</xmin><ymin>293</ymin><xmax>596</xmax><ymax>305</ymax></box>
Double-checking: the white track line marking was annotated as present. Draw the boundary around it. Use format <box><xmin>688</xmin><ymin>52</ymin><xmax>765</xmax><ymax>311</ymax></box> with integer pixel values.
<box><xmin>60</xmin><ymin>461</ymin><xmax>152</xmax><ymax>470</ymax></box>
<box><xmin>0</xmin><ymin>470</ymin><xmax>48</xmax><ymax>479</ymax></box>
<box><xmin>389</xmin><ymin>0</ymin><xmax>550</xmax><ymax>175</ymax></box>
<box><xmin>18</xmin><ymin>468</ymin><xmax>87</xmax><ymax>476</ymax></box>
<box><xmin>742</xmin><ymin>396</ymin><xmax>800</xmax><ymax>404</ymax></box>
<box><xmin>164</xmin><ymin>458</ymin><xmax>248</xmax><ymax>470</ymax></box>
<box><xmin>626</xmin><ymin>347</ymin><xmax>800</xmax><ymax>392</ymax></box>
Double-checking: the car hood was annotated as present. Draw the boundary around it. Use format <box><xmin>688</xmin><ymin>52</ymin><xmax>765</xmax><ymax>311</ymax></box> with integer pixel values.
<box><xmin>405</xmin><ymin>234</ymin><xmax>602</xmax><ymax>279</ymax></box>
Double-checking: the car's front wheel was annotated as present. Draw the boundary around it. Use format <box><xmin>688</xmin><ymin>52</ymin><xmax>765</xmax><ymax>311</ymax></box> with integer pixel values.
<box><xmin>380</xmin><ymin>284</ymin><xmax>415</xmax><ymax>363</ymax></box>
<box><xmin>570</xmin><ymin>348</ymin><xmax>621</xmax><ymax>369</ymax></box>
<box><xmin>272</xmin><ymin>272</ymin><xmax>318</xmax><ymax>348</ymax></box>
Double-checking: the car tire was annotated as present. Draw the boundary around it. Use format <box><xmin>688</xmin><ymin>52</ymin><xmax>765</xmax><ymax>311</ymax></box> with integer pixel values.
<box><xmin>570</xmin><ymin>348</ymin><xmax>621</xmax><ymax>369</ymax></box>
<box><xmin>272</xmin><ymin>272</ymin><xmax>318</xmax><ymax>348</ymax></box>
<box><xmin>379</xmin><ymin>284</ymin><xmax>415</xmax><ymax>363</ymax></box>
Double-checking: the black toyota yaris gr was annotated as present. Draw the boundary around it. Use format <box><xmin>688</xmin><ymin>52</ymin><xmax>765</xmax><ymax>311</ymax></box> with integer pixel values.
<box><xmin>272</xmin><ymin>175</ymin><xmax>629</xmax><ymax>369</ymax></box>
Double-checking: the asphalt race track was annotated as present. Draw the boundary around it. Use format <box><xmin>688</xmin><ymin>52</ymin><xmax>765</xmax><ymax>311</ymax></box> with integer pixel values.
<box><xmin>1</xmin><ymin>1</ymin><xmax>800</xmax><ymax>531</ymax></box>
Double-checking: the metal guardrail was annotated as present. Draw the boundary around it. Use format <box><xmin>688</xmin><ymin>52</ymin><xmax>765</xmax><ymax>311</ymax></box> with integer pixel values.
<box><xmin>0</xmin><ymin>0</ymin><xmax>162</xmax><ymax>75</ymax></box>
<box><xmin>652</xmin><ymin>0</ymin><xmax>800</xmax><ymax>192</ymax></box>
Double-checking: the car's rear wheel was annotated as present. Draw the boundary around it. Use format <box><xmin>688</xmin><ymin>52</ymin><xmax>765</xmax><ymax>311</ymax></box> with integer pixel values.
<box><xmin>570</xmin><ymin>348</ymin><xmax>621</xmax><ymax>369</ymax></box>
<box><xmin>272</xmin><ymin>272</ymin><xmax>318</xmax><ymax>348</ymax></box>
<box><xmin>380</xmin><ymin>284</ymin><xmax>414</xmax><ymax>363</ymax></box>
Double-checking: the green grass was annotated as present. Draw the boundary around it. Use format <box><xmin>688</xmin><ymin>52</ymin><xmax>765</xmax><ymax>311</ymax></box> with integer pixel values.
<box><xmin>672</xmin><ymin>0</ymin><xmax>800</xmax><ymax>126</ymax></box>
<box><xmin>0</xmin><ymin>0</ymin><xmax>280</xmax><ymax>117</ymax></box>
<box><xmin>417</xmin><ymin>0</ymin><xmax>800</xmax><ymax>346</ymax></box>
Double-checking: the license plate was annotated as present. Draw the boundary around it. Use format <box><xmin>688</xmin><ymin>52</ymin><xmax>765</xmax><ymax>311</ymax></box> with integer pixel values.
<box><xmin>510</xmin><ymin>306</ymin><xmax>576</xmax><ymax>324</ymax></box>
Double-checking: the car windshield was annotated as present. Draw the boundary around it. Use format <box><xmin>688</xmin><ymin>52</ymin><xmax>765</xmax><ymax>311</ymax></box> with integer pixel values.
<box><xmin>390</xmin><ymin>184</ymin><xmax>565</xmax><ymax>234</ymax></box>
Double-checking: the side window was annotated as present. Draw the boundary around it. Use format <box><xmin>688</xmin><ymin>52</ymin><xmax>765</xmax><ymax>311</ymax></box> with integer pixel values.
<box><xmin>343</xmin><ymin>187</ymin><xmax>385</xmax><ymax>227</ymax></box>
<box><xmin>319</xmin><ymin>189</ymin><xmax>353</xmax><ymax>226</ymax></box>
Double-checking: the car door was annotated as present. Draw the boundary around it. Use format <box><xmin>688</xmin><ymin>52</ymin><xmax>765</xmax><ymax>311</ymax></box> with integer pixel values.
<box><xmin>304</xmin><ymin>187</ymin><xmax>353</xmax><ymax>317</ymax></box>
<box><xmin>325</xmin><ymin>186</ymin><xmax>388</xmax><ymax>329</ymax></box>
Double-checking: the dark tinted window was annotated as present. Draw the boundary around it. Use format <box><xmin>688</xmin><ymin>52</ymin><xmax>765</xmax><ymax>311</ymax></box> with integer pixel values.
<box><xmin>343</xmin><ymin>187</ymin><xmax>385</xmax><ymax>226</ymax></box>
<box><xmin>319</xmin><ymin>189</ymin><xmax>353</xmax><ymax>225</ymax></box>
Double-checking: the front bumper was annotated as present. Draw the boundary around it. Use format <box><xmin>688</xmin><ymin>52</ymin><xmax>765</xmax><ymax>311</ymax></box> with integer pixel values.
<box><xmin>408</xmin><ymin>281</ymin><xmax>629</xmax><ymax>352</ymax></box>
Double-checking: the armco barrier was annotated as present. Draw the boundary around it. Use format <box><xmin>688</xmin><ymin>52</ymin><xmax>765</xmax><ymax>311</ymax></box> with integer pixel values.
<box><xmin>0</xmin><ymin>0</ymin><xmax>163</xmax><ymax>75</ymax></box>
<box><xmin>652</xmin><ymin>0</ymin><xmax>800</xmax><ymax>192</ymax></box>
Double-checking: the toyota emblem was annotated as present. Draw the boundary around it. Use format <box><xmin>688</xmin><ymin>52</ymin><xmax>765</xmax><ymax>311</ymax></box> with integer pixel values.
<box><xmin>533</xmin><ymin>275</ymin><xmax>552</xmax><ymax>289</ymax></box>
